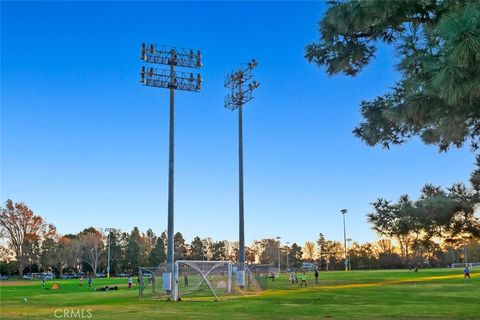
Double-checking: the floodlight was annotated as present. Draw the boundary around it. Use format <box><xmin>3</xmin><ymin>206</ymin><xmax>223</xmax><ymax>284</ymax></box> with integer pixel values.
<box><xmin>224</xmin><ymin>59</ymin><xmax>260</xmax><ymax>272</ymax></box>
<box><xmin>139</xmin><ymin>43</ymin><xmax>203</xmax><ymax>289</ymax></box>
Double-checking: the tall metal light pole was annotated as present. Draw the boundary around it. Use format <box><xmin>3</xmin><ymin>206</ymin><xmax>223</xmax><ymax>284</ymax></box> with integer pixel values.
<box><xmin>140</xmin><ymin>43</ymin><xmax>202</xmax><ymax>279</ymax></box>
<box><xmin>224</xmin><ymin>59</ymin><xmax>260</xmax><ymax>274</ymax></box>
<box><xmin>276</xmin><ymin>236</ymin><xmax>281</xmax><ymax>272</ymax></box>
<box><xmin>105</xmin><ymin>228</ymin><xmax>116</xmax><ymax>278</ymax></box>
<box><xmin>346</xmin><ymin>238</ymin><xmax>352</xmax><ymax>271</ymax></box>
<box><xmin>341</xmin><ymin>209</ymin><xmax>348</xmax><ymax>271</ymax></box>
<box><xmin>286</xmin><ymin>241</ymin><xmax>290</xmax><ymax>270</ymax></box>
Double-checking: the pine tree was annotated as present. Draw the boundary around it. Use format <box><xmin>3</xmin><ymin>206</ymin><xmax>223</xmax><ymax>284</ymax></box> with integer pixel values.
<box><xmin>125</xmin><ymin>227</ymin><xmax>141</xmax><ymax>272</ymax></box>
<box><xmin>189</xmin><ymin>236</ymin><xmax>207</xmax><ymax>260</ymax></box>
<box><xmin>288</xmin><ymin>243</ymin><xmax>303</xmax><ymax>267</ymax></box>
<box><xmin>306</xmin><ymin>0</ymin><xmax>480</xmax><ymax>152</ymax></box>
<box><xmin>174</xmin><ymin>232</ymin><xmax>187</xmax><ymax>260</ymax></box>
<box><xmin>148</xmin><ymin>237</ymin><xmax>166</xmax><ymax>266</ymax></box>
<box><xmin>209</xmin><ymin>241</ymin><xmax>227</xmax><ymax>261</ymax></box>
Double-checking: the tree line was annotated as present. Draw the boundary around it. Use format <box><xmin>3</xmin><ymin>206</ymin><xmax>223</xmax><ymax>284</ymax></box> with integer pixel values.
<box><xmin>1</xmin><ymin>199</ymin><xmax>479</xmax><ymax>276</ymax></box>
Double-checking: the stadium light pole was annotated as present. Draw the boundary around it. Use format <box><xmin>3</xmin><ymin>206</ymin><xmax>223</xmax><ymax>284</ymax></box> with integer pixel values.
<box><xmin>346</xmin><ymin>238</ymin><xmax>352</xmax><ymax>271</ymax></box>
<box><xmin>341</xmin><ymin>209</ymin><xmax>348</xmax><ymax>271</ymax></box>
<box><xmin>276</xmin><ymin>236</ymin><xmax>281</xmax><ymax>272</ymax></box>
<box><xmin>224</xmin><ymin>59</ymin><xmax>260</xmax><ymax>272</ymax></box>
<box><xmin>105</xmin><ymin>228</ymin><xmax>116</xmax><ymax>278</ymax></box>
<box><xmin>140</xmin><ymin>43</ymin><xmax>202</xmax><ymax>279</ymax></box>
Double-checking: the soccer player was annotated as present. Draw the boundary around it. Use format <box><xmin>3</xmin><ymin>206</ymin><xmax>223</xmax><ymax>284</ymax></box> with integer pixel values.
<box><xmin>128</xmin><ymin>275</ymin><xmax>133</xmax><ymax>289</ymax></box>
<box><xmin>88</xmin><ymin>276</ymin><xmax>93</xmax><ymax>288</ymax></box>
<box><xmin>300</xmin><ymin>273</ymin><xmax>307</xmax><ymax>287</ymax></box>
<box><xmin>464</xmin><ymin>266</ymin><xmax>470</xmax><ymax>279</ymax></box>
<box><xmin>184</xmin><ymin>272</ymin><xmax>188</xmax><ymax>287</ymax></box>
<box><xmin>289</xmin><ymin>271</ymin><xmax>295</xmax><ymax>285</ymax></box>
<box><xmin>314</xmin><ymin>268</ymin><xmax>319</xmax><ymax>284</ymax></box>
<box><xmin>79</xmin><ymin>276</ymin><xmax>83</xmax><ymax>287</ymax></box>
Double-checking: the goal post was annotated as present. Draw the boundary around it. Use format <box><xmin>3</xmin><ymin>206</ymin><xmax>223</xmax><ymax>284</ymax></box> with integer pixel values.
<box><xmin>248</xmin><ymin>264</ymin><xmax>277</xmax><ymax>290</ymax></box>
<box><xmin>451</xmin><ymin>262</ymin><xmax>480</xmax><ymax>268</ymax></box>
<box><xmin>174</xmin><ymin>260</ymin><xmax>232</xmax><ymax>301</ymax></box>
<box><xmin>138</xmin><ymin>264</ymin><xmax>171</xmax><ymax>300</ymax></box>
<box><xmin>32</xmin><ymin>272</ymin><xmax>54</xmax><ymax>280</ymax></box>
<box><xmin>139</xmin><ymin>261</ymin><xmax>262</xmax><ymax>301</ymax></box>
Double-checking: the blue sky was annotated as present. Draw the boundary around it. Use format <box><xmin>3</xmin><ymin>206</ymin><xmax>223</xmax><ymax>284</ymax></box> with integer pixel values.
<box><xmin>1</xmin><ymin>1</ymin><xmax>474</xmax><ymax>246</ymax></box>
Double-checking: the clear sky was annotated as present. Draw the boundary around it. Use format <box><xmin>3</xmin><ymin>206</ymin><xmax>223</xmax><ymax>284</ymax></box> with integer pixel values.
<box><xmin>1</xmin><ymin>1</ymin><xmax>474</xmax><ymax>247</ymax></box>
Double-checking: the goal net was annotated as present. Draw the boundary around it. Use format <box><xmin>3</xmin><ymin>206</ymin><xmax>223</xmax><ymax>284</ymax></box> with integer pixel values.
<box><xmin>32</xmin><ymin>272</ymin><xmax>54</xmax><ymax>280</ymax></box>
<box><xmin>232</xmin><ymin>263</ymin><xmax>263</xmax><ymax>294</ymax></box>
<box><xmin>139</xmin><ymin>261</ymin><xmax>262</xmax><ymax>301</ymax></box>
<box><xmin>451</xmin><ymin>262</ymin><xmax>480</xmax><ymax>268</ymax></box>
<box><xmin>248</xmin><ymin>264</ymin><xmax>277</xmax><ymax>290</ymax></box>
<box><xmin>175</xmin><ymin>261</ymin><xmax>232</xmax><ymax>301</ymax></box>
<box><xmin>138</xmin><ymin>263</ymin><xmax>172</xmax><ymax>300</ymax></box>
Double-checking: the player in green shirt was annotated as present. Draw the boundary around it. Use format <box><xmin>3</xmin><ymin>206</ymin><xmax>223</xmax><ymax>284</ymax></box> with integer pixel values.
<box><xmin>300</xmin><ymin>273</ymin><xmax>307</xmax><ymax>287</ymax></box>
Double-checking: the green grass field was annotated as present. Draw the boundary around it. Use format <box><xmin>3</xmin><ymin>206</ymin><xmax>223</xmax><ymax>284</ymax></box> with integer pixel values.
<box><xmin>1</xmin><ymin>268</ymin><xmax>479</xmax><ymax>319</ymax></box>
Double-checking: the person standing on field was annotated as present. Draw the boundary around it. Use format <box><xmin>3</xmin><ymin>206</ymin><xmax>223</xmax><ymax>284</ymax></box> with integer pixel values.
<box><xmin>314</xmin><ymin>268</ymin><xmax>319</xmax><ymax>284</ymax></box>
<box><xmin>184</xmin><ymin>272</ymin><xmax>188</xmax><ymax>287</ymax></box>
<box><xmin>128</xmin><ymin>275</ymin><xmax>133</xmax><ymax>289</ymax></box>
<box><xmin>289</xmin><ymin>271</ymin><xmax>296</xmax><ymax>285</ymax></box>
<box><xmin>464</xmin><ymin>266</ymin><xmax>470</xmax><ymax>279</ymax></box>
<box><xmin>79</xmin><ymin>276</ymin><xmax>83</xmax><ymax>287</ymax></box>
<box><xmin>88</xmin><ymin>276</ymin><xmax>93</xmax><ymax>288</ymax></box>
<box><xmin>300</xmin><ymin>273</ymin><xmax>307</xmax><ymax>287</ymax></box>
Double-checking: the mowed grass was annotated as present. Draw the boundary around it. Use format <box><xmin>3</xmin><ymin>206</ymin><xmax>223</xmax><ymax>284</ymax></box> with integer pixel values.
<box><xmin>1</xmin><ymin>268</ymin><xmax>479</xmax><ymax>319</ymax></box>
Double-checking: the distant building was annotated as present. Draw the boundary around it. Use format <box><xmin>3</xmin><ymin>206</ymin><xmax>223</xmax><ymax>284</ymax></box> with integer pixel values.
<box><xmin>301</xmin><ymin>262</ymin><xmax>316</xmax><ymax>271</ymax></box>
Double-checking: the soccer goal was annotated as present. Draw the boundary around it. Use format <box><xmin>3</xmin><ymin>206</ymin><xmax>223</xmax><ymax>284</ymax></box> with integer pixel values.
<box><xmin>174</xmin><ymin>261</ymin><xmax>262</xmax><ymax>301</ymax></box>
<box><xmin>32</xmin><ymin>272</ymin><xmax>54</xmax><ymax>280</ymax></box>
<box><xmin>451</xmin><ymin>262</ymin><xmax>480</xmax><ymax>268</ymax></box>
<box><xmin>248</xmin><ymin>264</ymin><xmax>277</xmax><ymax>290</ymax></box>
<box><xmin>232</xmin><ymin>263</ymin><xmax>263</xmax><ymax>294</ymax></box>
<box><xmin>138</xmin><ymin>263</ymin><xmax>172</xmax><ymax>300</ymax></box>
<box><xmin>174</xmin><ymin>260</ymin><xmax>232</xmax><ymax>301</ymax></box>
<box><xmin>139</xmin><ymin>261</ymin><xmax>262</xmax><ymax>301</ymax></box>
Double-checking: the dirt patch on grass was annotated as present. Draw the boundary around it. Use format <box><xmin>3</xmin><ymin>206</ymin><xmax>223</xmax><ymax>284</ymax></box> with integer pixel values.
<box><xmin>0</xmin><ymin>280</ymin><xmax>34</xmax><ymax>287</ymax></box>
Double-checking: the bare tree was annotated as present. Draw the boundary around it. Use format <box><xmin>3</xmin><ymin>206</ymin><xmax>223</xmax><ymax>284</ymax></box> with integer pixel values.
<box><xmin>0</xmin><ymin>200</ymin><xmax>48</xmax><ymax>275</ymax></box>
<box><xmin>245</xmin><ymin>246</ymin><xmax>257</xmax><ymax>264</ymax></box>
<box><xmin>53</xmin><ymin>236</ymin><xmax>79</xmax><ymax>275</ymax></box>
<box><xmin>78</xmin><ymin>231</ymin><xmax>105</xmax><ymax>275</ymax></box>
<box><xmin>254</xmin><ymin>239</ymin><xmax>278</xmax><ymax>264</ymax></box>
<box><xmin>302</xmin><ymin>241</ymin><xmax>317</xmax><ymax>261</ymax></box>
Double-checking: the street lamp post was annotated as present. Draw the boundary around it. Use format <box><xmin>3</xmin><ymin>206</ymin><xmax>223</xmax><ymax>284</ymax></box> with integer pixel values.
<box><xmin>224</xmin><ymin>59</ymin><xmax>260</xmax><ymax>272</ymax></box>
<box><xmin>276</xmin><ymin>236</ymin><xmax>281</xmax><ymax>272</ymax></box>
<box><xmin>341</xmin><ymin>209</ymin><xmax>348</xmax><ymax>271</ymax></box>
<box><xmin>140</xmin><ymin>44</ymin><xmax>202</xmax><ymax>279</ymax></box>
<box><xmin>286</xmin><ymin>241</ymin><xmax>290</xmax><ymax>270</ymax></box>
<box><xmin>105</xmin><ymin>228</ymin><xmax>116</xmax><ymax>278</ymax></box>
<box><xmin>89</xmin><ymin>248</ymin><xmax>95</xmax><ymax>275</ymax></box>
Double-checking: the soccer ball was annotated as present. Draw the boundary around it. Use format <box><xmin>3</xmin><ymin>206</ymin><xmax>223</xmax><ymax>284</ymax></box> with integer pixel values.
<box><xmin>23</xmin><ymin>298</ymin><xmax>28</xmax><ymax>302</ymax></box>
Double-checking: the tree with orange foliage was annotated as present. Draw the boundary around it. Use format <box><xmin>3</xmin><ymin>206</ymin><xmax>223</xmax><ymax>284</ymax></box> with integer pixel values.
<box><xmin>0</xmin><ymin>199</ymin><xmax>48</xmax><ymax>276</ymax></box>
